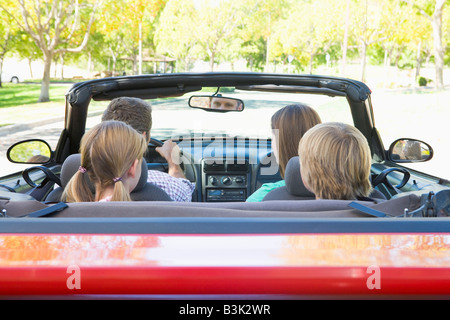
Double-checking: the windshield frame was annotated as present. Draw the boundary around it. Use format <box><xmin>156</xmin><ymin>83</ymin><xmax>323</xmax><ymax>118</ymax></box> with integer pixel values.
<box><xmin>61</xmin><ymin>72</ymin><xmax>379</xmax><ymax>163</ymax></box>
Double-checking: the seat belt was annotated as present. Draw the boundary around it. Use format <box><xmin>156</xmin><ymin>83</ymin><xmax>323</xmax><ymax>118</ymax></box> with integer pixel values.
<box><xmin>348</xmin><ymin>202</ymin><xmax>389</xmax><ymax>218</ymax></box>
<box><xmin>1</xmin><ymin>202</ymin><xmax>68</xmax><ymax>218</ymax></box>
<box><xmin>24</xmin><ymin>202</ymin><xmax>68</xmax><ymax>218</ymax></box>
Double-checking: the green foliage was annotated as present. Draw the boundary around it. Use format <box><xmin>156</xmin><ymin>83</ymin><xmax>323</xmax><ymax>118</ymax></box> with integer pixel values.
<box><xmin>1</xmin><ymin>0</ymin><xmax>449</xmax><ymax>81</ymax></box>
<box><xmin>240</xmin><ymin>37</ymin><xmax>267</xmax><ymax>72</ymax></box>
<box><xmin>397</xmin><ymin>50</ymin><xmax>416</xmax><ymax>70</ymax></box>
<box><xmin>418</xmin><ymin>76</ymin><xmax>428</xmax><ymax>86</ymax></box>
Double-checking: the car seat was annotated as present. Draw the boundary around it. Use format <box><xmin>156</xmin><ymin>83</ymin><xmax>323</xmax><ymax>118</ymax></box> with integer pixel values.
<box><xmin>262</xmin><ymin>156</ymin><xmax>386</xmax><ymax>201</ymax></box>
<box><xmin>46</xmin><ymin>154</ymin><xmax>172</xmax><ymax>202</ymax></box>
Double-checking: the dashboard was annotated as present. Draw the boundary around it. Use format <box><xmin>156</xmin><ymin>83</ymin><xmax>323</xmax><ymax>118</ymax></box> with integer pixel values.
<box><xmin>146</xmin><ymin>137</ymin><xmax>281</xmax><ymax>202</ymax></box>
<box><xmin>202</xmin><ymin>158</ymin><xmax>249</xmax><ymax>202</ymax></box>
<box><xmin>144</xmin><ymin>137</ymin><xmax>448</xmax><ymax>203</ymax></box>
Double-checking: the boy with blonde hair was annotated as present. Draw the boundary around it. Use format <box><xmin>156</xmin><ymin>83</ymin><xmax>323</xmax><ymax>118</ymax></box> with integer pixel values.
<box><xmin>298</xmin><ymin>122</ymin><xmax>372</xmax><ymax>200</ymax></box>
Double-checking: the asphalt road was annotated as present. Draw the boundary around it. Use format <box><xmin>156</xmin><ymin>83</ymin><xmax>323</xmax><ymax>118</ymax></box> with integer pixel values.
<box><xmin>1</xmin><ymin>89</ymin><xmax>449</xmax><ymax>181</ymax></box>
<box><xmin>0</xmin><ymin>114</ymin><xmax>105</xmax><ymax>177</ymax></box>
<box><xmin>0</xmin><ymin>121</ymin><xmax>63</xmax><ymax>176</ymax></box>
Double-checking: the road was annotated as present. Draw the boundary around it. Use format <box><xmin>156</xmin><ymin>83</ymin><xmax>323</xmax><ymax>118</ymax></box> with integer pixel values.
<box><xmin>0</xmin><ymin>115</ymin><xmax>104</xmax><ymax>177</ymax></box>
<box><xmin>0</xmin><ymin>121</ymin><xmax>63</xmax><ymax>176</ymax></box>
<box><xmin>1</xmin><ymin>89</ymin><xmax>449</xmax><ymax>181</ymax></box>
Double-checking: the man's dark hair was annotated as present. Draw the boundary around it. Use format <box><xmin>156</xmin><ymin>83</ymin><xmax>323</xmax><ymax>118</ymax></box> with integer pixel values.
<box><xmin>102</xmin><ymin>97</ymin><xmax>152</xmax><ymax>142</ymax></box>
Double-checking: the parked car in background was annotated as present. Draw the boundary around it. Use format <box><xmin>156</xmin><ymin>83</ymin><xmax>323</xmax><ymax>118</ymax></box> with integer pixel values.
<box><xmin>1</xmin><ymin>72</ymin><xmax>20</xmax><ymax>83</ymax></box>
<box><xmin>2</xmin><ymin>72</ymin><xmax>23</xmax><ymax>83</ymax></box>
<box><xmin>0</xmin><ymin>72</ymin><xmax>449</xmax><ymax>300</ymax></box>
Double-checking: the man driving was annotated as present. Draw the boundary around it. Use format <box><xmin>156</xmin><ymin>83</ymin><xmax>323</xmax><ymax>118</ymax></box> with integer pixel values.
<box><xmin>101</xmin><ymin>97</ymin><xmax>195</xmax><ymax>202</ymax></box>
<box><xmin>210</xmin><ymin>97</ymin><xmax>242</xmax><ymax>111</ymax></box>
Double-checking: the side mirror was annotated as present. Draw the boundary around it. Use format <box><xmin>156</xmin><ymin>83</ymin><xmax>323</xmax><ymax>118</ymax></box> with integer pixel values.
<box><xmin>388</xmin><ymin>138</ymin><xmax>433</xmax><ymax>163</ymax></box>
<box><xmin>7</xmin><ymin>139</ymin><xmax>52</xmax><ymax>164</ymax></box>
<box><xmin>189</xmin><ymin>95</ymin><xmax>244</xmax><ymax>112</ymax></box>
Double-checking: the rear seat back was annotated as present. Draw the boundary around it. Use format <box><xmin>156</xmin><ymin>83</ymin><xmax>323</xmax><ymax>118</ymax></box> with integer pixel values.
<box><xmin>0</xmin><ymin>193</ymin><xmax>421</xmax><ymax>218</ymax></box>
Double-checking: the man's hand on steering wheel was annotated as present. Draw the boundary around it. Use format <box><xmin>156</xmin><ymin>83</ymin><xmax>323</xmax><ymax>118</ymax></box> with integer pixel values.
<box><xmin>155</xmin><ymin>139</ymin><xmax>187</xmax><ymax>179</ymax></box>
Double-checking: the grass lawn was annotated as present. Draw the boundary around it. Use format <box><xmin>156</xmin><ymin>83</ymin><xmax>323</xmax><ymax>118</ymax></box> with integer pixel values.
<box><xmin>0</xmin><ymin>83</ymin><xmax>67</xmax><ymax>108</ymax></box>
<box><xmin>0</xmin><ymin>83</ymin><xmax>106</xmax><ymax>125</ymax></box>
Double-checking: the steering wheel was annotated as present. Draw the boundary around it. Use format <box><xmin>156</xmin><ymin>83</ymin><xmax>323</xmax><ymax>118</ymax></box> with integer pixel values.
<box><xmin>148</xmin><ymin>138</ymin><xmax>196</xmax><ymax>183</ymax></box>
<box><xmin>22</xmin><ymin>166</ymin><xmax>62</xmax><ymax>188</ymax></box>
<box><xmin>372</xmin><ymin>167</ymin><xmax>410</xmax><ymax>190</ymax></box>
<box><xmin>148</xmin><ymin>137</ymin><xmax>164</xmax><ymax>147</ymax></box>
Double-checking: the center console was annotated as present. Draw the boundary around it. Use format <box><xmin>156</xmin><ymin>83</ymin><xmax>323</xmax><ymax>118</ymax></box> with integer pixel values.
<box><xmin>202</xmin><ymin>158</ymin><xmax>250</xmax><ymax>202</ymax></box>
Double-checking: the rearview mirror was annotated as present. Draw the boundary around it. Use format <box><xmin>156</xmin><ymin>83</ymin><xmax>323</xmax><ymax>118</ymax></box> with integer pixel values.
<box><xmin>7</xmin><ymin>139</ymin><xmax>52</xmax><ymax>164</ymax></box>
<box><xmin>388</xmin><ymin>138</ymin><xmax>433</xmax><ymax>163</ymax></box>
<box><xmin>189</xmin><ymin>95</ymin><xmax>244</xmax><ymax>112</ymax></box>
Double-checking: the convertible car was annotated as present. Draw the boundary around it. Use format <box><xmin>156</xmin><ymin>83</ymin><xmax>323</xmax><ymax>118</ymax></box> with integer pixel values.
<box><xmin>0</xmin><ymin>72</ymin><xmax>449</xmax><ymax>300</ymax></box>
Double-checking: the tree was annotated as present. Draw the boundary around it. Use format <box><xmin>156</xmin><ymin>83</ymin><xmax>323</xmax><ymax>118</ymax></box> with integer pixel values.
<box><xmin>155</xmin><ymin>0</ymin><xmax>199</xmax><ymax>72</ymax></box>
<box><xmin>402</xmin><ymin>0</ymin><xmax>448</xmax><ymax>90</ymax></box>
<box><xmin>0</xmin><ymin>6</ymin><xmax>18</xmax><ymax>87</ymax></box>
<box><xmin>98</xmin><ymin>0</ymin><xmax>167</xmax><ymax>75</ymax></box>
<box><xmin>10</xmin><ymin>32</ymin><xmax>42</xmax><ymax>79</ymax></box>
<box><xmin>194</xmin><ymin>0</ymin><xmax>245</xmax><ymax>71</ymax></box>
<box><xmin>156</xmin><ymin>0</ymin><xmax>246</xmax><ymax>72</ymax></box>
<box><xmin>237</xmin><ymin>0</ymin><xmax>290</xmax><ymax>72</ymax></box>
<box><xmin>348</xmin><ymin>0</ymin><xmax>391</xmax><ymax>82</ymax></box>
<box><xmin>271</xmin><ymin>0</ymin><xmax>343</xmax><ymax>74</ymax></box>
<box><xmin>0</xmin><ymin>0</ymin><xmax>102</xmax><ymax>102</ymax></box>
<box><xmin>390</xmin><ymin>1</ymin><xmax>431</xmax><ymax>79</ymax></box>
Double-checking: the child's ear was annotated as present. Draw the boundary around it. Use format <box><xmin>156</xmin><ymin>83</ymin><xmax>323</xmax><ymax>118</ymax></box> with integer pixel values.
<box><xmin>127</xmin><ymin>159</ymin><xmax>139</xmax><ymax>178</ymax></box>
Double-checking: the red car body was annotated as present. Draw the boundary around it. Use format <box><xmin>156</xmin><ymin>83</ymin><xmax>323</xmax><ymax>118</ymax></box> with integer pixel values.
<box><xmin>1</xmin><ymin>73</ymin><xmax>450</xmax><ymax>300</ymax></box>
<box><xmin>1</xmin><ymin>233</ymin><xmax>449</xmax><ymax>298</ymax></box>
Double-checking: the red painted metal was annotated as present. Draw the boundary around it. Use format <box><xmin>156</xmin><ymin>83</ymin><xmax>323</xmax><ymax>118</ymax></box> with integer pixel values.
<box><xmin>0</xmin><ymin>233</ymin><xmax>449</xmax><ymax>296</ymax></box>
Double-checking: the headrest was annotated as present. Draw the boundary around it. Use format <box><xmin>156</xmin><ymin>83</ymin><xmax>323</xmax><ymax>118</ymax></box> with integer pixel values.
<box><xmin>60</xmin><ymin>154</ymin><xmax>148</xmax><ymax>193</ymax></box>
<box><xmin>284</xmin><ymin>156</ymin><xmax>315</xmax><ymax>198</ymax></box>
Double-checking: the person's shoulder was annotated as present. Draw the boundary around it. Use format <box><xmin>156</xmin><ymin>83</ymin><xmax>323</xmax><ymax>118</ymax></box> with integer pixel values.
<box><xmin>260</xmin><ymin>180</ymin><xmax>286</xmax><ymax>190</ymax></box>
<box><xmin>147</xmin><ymin>169</ymin><xmax>170</xmax><ymax>179</ymax></box>
<box><xmin>246</xmin><ymin>180</ymin><xmax>285</xmax><ymax>202</ymax></box>
<box><xmin>271</xmin><ymin>180</ymin><xmax>286</xmax><ymax>187</ymax></box>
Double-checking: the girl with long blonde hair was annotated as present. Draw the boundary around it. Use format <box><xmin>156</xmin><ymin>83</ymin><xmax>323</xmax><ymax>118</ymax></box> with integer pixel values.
<box><xmin>62</xmin><ymin>120</ymin><xmax>147</xmax><ymax>202</ymax></box>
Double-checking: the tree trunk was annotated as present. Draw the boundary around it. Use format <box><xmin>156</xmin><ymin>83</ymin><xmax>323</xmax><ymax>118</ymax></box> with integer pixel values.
<box><xmin>0</xmin><ymin>57</ymin><xmax>4</xmax><ymax>87</ymax></box>
<box><xmin>432</xmin><ymin>0</ymin><xmax>445</xmax><ymax>90</ymax></box>
<box><xmin>341</xmin><ymin>0</ymin><xmax>350</xmax><ymax>75</ymax></box>
<box><xmin>60</xmin><ymin>53</ymin><xmax>65</xmax><ymax>80</ymax></box>
<box><xmin>0</xmin><ymin>28</ymin><xmax>10</xmax><ymax>88</ymax></box>
<box><xmin>109</xmin><ymin>47</ymin><xmax>117</xmax><ymax>76</ymax></box>
<box><xmin>415</xmin><ymin>40</ymin><xmax>421</xmax><ymax>80</ymax></box>
<box><xmin>28</xmin><ymin>58</ymin><xmax>34</xmax><ymax>79</ymax></box>
<box><xmin>210</xmin><ymin>51</ymin><xmax>215</xmax><ymax>72</ymax></box>
<box><xmin>39</xmin><ymin>52</ymin><xmax>53</xmax><ymax>102</ymax></box>
<box><xmin>360</xmin><ymin>42</ymin><xmax>367</xmax><ymax>82</ymax></box>
<box><xmin>265</xmin><ymin>12</ymin><xmax>271</xmax><ymax>72</ymax></box>
<box><xmin>185</xmin><ymin>56</ymin><xmax>190</xmax><ymax>72</ymax></box>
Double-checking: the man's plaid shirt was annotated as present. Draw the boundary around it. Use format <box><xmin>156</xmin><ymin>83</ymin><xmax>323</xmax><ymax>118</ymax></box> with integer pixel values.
<box><xmin>147</xmin><ymin>170</ymin><xmax>195</xmax><ymax>202</ymax></box>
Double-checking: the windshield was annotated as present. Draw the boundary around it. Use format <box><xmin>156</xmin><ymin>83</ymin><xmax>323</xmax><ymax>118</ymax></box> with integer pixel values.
<box><xmin>150</xmin><ymin>89</ymin><xmax>353</xmax><ymax>140</ymax></box>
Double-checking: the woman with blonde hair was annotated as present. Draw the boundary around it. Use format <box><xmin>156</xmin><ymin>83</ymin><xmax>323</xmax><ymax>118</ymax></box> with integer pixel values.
<box><xmin>246</xmin><ymin>104</ymin><xmax>321</xmax><ymax>202</ymax></box>
<box><xmin>62</xmin><ymin>120</ymin><xmax>147</xmax><ymax>202</ymax></box>
<box><xmin>298</xmin><ymin>122</ymin><xmax>373</xmax><ymax>200</ymax></box>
